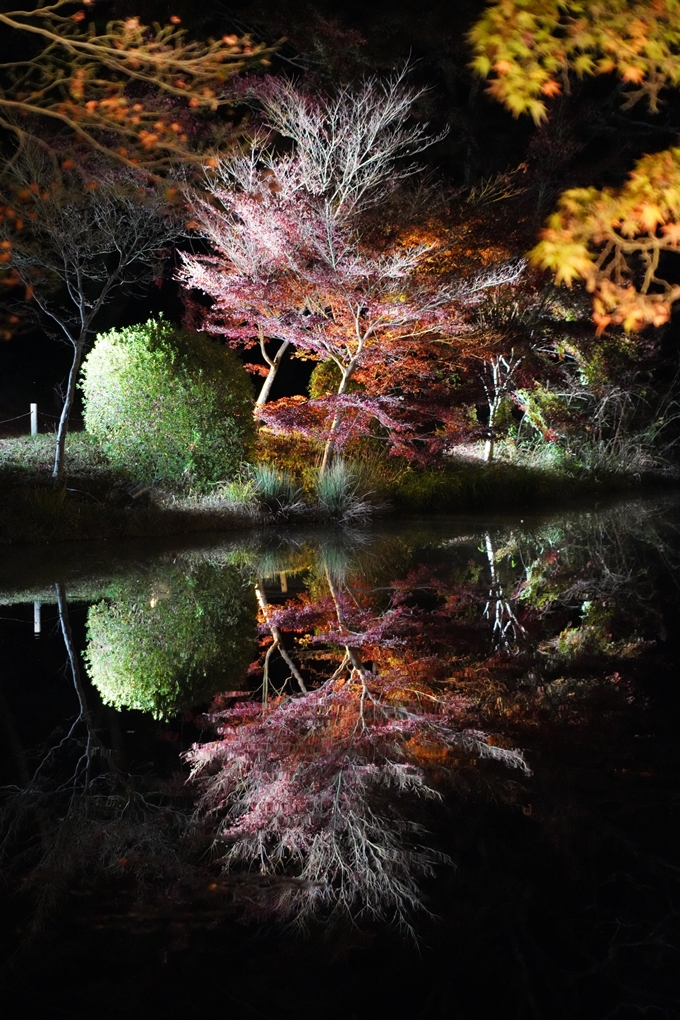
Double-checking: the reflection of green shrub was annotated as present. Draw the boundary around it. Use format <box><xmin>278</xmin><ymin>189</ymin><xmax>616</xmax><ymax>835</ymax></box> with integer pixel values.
<box><xmin>85</xmin><ymin>563</ymin><xmax>254</xmax><ymax>718</ymax></box>
<box><xmin>80</xmin><ymin>318</ymin><xmax>255</xmax><ymax>490</ymax></box>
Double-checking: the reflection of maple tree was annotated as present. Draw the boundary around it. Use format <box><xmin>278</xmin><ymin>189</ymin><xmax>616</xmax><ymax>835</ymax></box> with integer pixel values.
<box><xmin>469</xmin><ymin>0</ymin><xmax>680</xmax><ymax>329</ymax></box>
<box><xmin>188</xmin><ymin>546</ymin><xmax>530</xmax><ymax>929</ymax></box>
<box><xmin>188</xmin><ymin>507</ymin><xmax>670</xmax><ymax>930</ymax></box>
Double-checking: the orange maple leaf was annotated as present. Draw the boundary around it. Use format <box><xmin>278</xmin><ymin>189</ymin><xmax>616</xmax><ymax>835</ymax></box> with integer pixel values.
<box><xmin>540</xmin><ymin>80</ymin><xmax>562</xmax><ymax>97</ymax></box>
<box><xmin>622</xmin><ymin>65</ymin><xmax>645</xmax><ymax>84</ymax></box>
<box><xmin>662</xmin><ymin>222</ymin><xmax>680</xmax><ymax>246</ymax></box>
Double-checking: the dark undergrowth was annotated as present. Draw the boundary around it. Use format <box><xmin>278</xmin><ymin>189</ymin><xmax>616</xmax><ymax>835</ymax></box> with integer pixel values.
<box><xmin>386</xmin><ymin>459</ymin><xmax>675</xmax><ymax>513</ymax></box>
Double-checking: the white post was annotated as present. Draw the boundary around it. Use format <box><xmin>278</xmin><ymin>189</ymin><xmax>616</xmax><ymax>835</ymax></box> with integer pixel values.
<box><xmin>33</xmin><ymin>601</ymin><xmax>41</xmax><ymax>638</ymax></box>
<box><xmin>30</xmin><ymin>403</ymin><xmax>38</xmax><ymax>436</ymax></box>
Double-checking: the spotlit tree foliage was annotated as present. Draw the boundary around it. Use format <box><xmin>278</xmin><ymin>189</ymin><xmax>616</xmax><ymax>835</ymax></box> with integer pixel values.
<box><xmin>179</xmin><ymin>69</ymin><xmax>445</xmax><ymax>397</ymax></box>
<box><xmin>81</xmin><ymin>318</ymin><xmax>255</xmax><ymax>489</ymax></box>
<box><xmin>0</xmin><ymin>1</ymin><xmax>272</xmax><ymax>171</ymax></box>
<box><xmin>469</xmin><ymin>0</ymin><xmax>680</xmax><ymax>330</ymax></box>
<box><xmin>179</xmin><ymin>72</ymin><xmax>526</xmax><ymax>468</ymax></box>
<box><xmin>85</xmin><ymin>562</ymin><xmax>255</xmax><ymax>719</ymax></box>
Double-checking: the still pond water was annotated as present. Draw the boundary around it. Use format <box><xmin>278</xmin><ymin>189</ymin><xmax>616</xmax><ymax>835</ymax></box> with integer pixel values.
<box><xmin>1</xmin><ymin>495</ymin><xmax>679</xmax><ymax>1020</ymax></box>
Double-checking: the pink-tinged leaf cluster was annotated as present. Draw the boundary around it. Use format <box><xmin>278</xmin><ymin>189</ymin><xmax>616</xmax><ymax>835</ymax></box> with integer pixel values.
<box><xmin>263</xmin><ymin>588</ymin><xmax>409</xmax><ymax>650</ymax></box>
<box><xmin>177</xmin><ymin>75</ymin><xmax>525</xmax><ymax>458</ymax></box>
<box><xmin>256</xmin><ymin>392</ymin><xmax>415</xmax><ymax>454</ymax></box>
<box><xmin>186</xmin><ymin>553</ymin><xmax>532</xmax><ymax>927</ymax></box>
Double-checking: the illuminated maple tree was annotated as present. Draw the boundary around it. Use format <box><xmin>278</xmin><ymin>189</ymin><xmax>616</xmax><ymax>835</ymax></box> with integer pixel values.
<box><xmin>179</xmin><ymin>73</ymin><xmax>525</xmax><ymax>467</ymax></box>
<box><xmin>469</xmin><ymin>0</ymin><xmax>680</xmax><ymax>330</ymax></box>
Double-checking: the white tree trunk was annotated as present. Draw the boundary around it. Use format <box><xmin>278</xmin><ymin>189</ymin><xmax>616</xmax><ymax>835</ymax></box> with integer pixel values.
<box><xmin>320</xmin><ymin>364</ymin><xmax>353</xmax><ymax>474</ymax></box>
<box><xmin>255</xmin><ymin>339</ymin><xmax>290</xmax><ymax>406</ymax></box>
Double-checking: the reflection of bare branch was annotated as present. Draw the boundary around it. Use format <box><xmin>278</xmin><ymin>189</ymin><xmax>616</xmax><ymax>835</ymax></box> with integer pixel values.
<box><xmin>255</xmin><ymin>581</ymin><xmax>307</xmax><ymax>694</ymax></box>
<box><xmin>483</xmin><ymin>532</ymin><xmax>526</xmax><ymax>650</ymax></box>
<box><xmin>324</xmin><ymin>564</ymin><xmax>363</xmax><ymax>673</ymax></box>
<box><xmin>1</xmin><ymin>586</ymin><xmax>190</xmax><ymax>942</ymax></box>
<box><xmin>55</xmin><ymin>581</ymin><xmax>96</xmax><ymax>790</ymax></box>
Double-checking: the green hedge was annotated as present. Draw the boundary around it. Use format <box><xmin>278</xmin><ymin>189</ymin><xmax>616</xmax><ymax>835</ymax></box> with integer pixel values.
<box><xmin>80</xmin><ymin>318</ymin><xmax>255</xmax><ymax>489</ymax></box>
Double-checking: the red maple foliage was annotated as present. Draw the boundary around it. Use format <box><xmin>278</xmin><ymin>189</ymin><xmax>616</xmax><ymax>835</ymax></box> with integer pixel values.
<box><xmin>178</xmin><ymin>74</ymin><xmax>524</xmax><ymax>466</ymax></box>
<box><xmin>187</xmin><ymin>546</ymin><xmax>531</xmax><ymax>928</ymax></box>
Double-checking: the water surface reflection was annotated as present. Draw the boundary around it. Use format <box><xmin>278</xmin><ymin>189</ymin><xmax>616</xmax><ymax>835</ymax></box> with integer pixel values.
<box><xmin>1</xmin><ymin>495</ymin><xmax>679</xmax><ymax>1018</ymax></box>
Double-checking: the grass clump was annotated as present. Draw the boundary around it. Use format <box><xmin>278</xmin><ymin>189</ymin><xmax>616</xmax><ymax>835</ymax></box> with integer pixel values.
<box><xmin>210</xmin><ymin>475</ymin><xmax>260</xmax><ymax>515</ymax></box>
<box><xmin>315</xmin><ymin>459</ymin><xmax>375</xmax><ymax>524</ymax></box>
<box><xmin>250</xmin><ymin>463</ymin><xmax>307</xmax><ymax>520</ymax></box>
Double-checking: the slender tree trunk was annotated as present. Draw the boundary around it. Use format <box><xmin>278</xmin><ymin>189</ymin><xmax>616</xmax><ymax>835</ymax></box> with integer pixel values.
<box><xmin>320</xmin><ymin>364</ymin><xmax>353</xmax><ymax>475</ymax></box>
<box><xmin>483</xmin><ymin>356</ymin><xmax>503</xmax><ymax>464</ymax></box>
<box><xmin>484</xmin><ymin>394</ymin><xmax>501</xmax><ymax>463</ymax></box>
<box><xmin>52</xmin><ymin>336</ymin><xmax>85</xmax><ymax>480</ymax></box>
<box><xmin>255</xmin><ymin>338</ymin><xmax>290</xmax><ymax>406</ymax></box>
<box><xmin>55</xmin><ymin>581</ymin><xmax>88</xmax><ymax>720</ymax></box>
<box><xmin>482</xmin><ymin>351</ymin><xmax>521</xmax><ymax>464</ymax></box>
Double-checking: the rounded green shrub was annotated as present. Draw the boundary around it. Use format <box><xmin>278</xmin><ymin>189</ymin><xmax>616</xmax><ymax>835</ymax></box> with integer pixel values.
<box><xmin>80</xmin><ymin>318</ymin><xmax>255</xmax><ymax>489</ymax></box>
<box><xmin>308</xmin><ymin>359</ymin><xmax>361</xmax><ymax>399</ymax></box>
<box><xmin>84</xmin><ymin>562</ymin><xmax>255</xmax><ymax>719</ymax></box>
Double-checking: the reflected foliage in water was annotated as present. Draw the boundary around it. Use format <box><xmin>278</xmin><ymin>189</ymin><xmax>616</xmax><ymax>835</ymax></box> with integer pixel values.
<box><xmin>0</xmin><ymin>496</ymin><xmax>679</xmax><ymax>1018</ymax></box>
<box><xmin>85</xmin><ymin>561</ymin><xmax>255</xmax><ymax>719</ymax></box>
<box><xmin>186</xmin><ymin>498</ymin><xmax>679</xmax><ymax>931</ymax></box>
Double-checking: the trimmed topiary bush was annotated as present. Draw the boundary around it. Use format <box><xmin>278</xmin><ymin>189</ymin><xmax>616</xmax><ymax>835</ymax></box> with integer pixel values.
<box><xmin>84</xmin><ymin>562</ymin><xmax>255</xmax><ymax>719</ymax></box>
<box><xmin>80</xmin><ymin>318</ymin><xmax>255</xmax><ymax>489</ymax></box>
